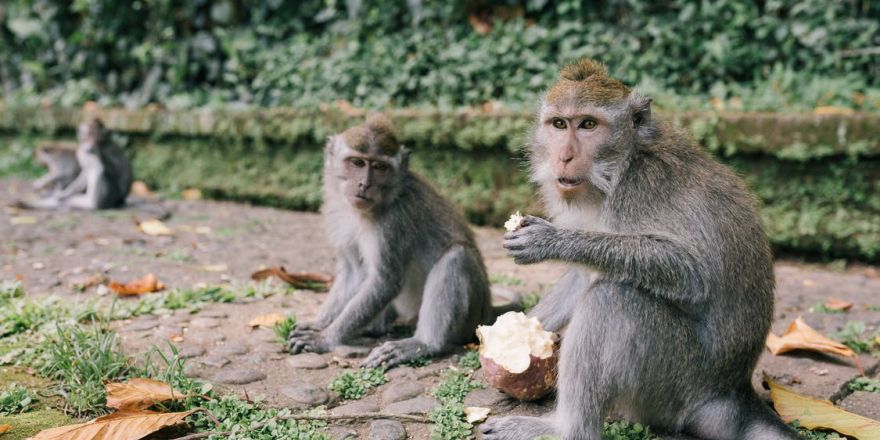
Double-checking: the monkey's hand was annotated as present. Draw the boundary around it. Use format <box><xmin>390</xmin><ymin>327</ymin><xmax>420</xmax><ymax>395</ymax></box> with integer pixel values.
<box><xmin>295</xmin><ymin>320</ymin><xmax>326</xmax><ymax>332</ymax></box>
<box><xmin>286</xmin><ymin>329</ymin><xmax>331</xmax><ymax>354</ymax></box>
<box><xmin>503</xmin><ymin>215</ymin><xmax>558</xmax><ymax>265</ymax></box>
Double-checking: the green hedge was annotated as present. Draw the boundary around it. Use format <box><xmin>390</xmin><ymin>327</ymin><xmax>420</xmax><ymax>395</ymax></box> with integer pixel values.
<box><xmin>1</xmin><ymin>1</ymin><xmax>878</xmax><ymax>111</ymax></box>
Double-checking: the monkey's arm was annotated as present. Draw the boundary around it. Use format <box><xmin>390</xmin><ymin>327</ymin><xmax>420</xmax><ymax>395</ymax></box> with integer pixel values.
<box><xmin>527</xmin><ymin>269</ymin><xmax>592</xmax><ymax>332</ymax></box>
<box><xmin>56</xmin><ymin>172</ymin><xmax>88</xmax><ymax>199</ymax></box>
<box><xmin>505</xmin><ymin>216</ymin><xmax>704</xmax><ymax>302</ymax></box>
<box><xmin>305</xmin><ymin>255</ymin><xmax>360</xmax><ymax>331</ymax></box>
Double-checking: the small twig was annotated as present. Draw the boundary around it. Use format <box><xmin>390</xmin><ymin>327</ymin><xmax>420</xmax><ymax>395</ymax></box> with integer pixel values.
<box><xmin>170</xmin><ymin>432</ymin><xmax>230</xmax><ymax>440</ymax></box>
<box><xmin>191</xmin><ymin>407</ymin><xmax>222</xmax><ymax>427</ymax></box>
<box><xmin>279</xmin><ymin>412</ymin><xmax>431</xmax><ymax>424</ymax></box>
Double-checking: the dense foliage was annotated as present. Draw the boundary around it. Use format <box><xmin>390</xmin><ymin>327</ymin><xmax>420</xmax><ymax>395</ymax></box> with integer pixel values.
<box><xmin>1</xmin><ymin>0</ymin><xmax>878</xmax><ymax>111</ymax></box>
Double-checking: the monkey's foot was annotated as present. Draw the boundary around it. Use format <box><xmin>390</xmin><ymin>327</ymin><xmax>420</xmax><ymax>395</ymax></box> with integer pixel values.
<box><xmin>362</xmin><ymin>338</ymin><xmax>430</xmax><ymax>369</ymax></box>
<box><xmin>286</xmin><ymin>330</ymin><xmax>331</xmax><ymax>354</ymax></box>
<box><xmin>480</xmin><ymin>416</ymin><xmax>557</xmax><ymax>440</ymax></box>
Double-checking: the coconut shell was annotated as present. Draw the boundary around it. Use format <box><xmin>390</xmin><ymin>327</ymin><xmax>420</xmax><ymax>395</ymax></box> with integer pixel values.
<box><xmin>480</xmin><ymin>348</ymin><xmax>558</xmax><ymax>401</ymax></box>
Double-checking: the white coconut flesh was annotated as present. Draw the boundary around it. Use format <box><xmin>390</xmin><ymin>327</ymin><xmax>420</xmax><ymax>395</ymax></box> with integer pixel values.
<box><xmin>476</xmin><ymin>311</ymin><xmax>555</xmax><ymax>374</ymax></box>
<box><xmin>504</xmin><ymin>211</ymin><xmax>524</xmax><ymax>232</ymax></box>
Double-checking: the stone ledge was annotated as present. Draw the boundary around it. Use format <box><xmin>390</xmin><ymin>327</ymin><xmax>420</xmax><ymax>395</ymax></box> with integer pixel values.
<box><xmin>2</xmin><ymin>102</ymin><xmax>878</xmax><ymax>157</ymax></box>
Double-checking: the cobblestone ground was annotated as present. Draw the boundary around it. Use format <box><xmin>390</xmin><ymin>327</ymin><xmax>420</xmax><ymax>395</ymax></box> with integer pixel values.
<box><xmin>2</xmin><ymin>178</ymin><xmax>878</xmax><ymax>439</ymax></box>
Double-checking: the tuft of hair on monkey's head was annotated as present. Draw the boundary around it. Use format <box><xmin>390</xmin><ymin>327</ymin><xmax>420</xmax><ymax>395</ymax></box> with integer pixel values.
<box><xmin>546</xmin><ymin>58</ymin><xmax>632</xmax><ymax>107</ymax></box>
<box><xmin>340</xmin><ymin>113</ymin><xmax>401</xmax><ymax>157</ymax></box>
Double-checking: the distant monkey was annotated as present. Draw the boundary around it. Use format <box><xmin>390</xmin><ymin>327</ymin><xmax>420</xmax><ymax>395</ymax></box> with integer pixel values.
<box><xmin>32</xmin><ymin>142</ymin><xmax>80</xmax><ymax>197</ymax></box>
<box><xmin>287</xmin><ymin>115</ymin><xmax>495</xmax><ymax>368</ymax></box>
<box><xmin>15</xmin><ymin>118</ymin><xmax>132</xmax><ymax>210</ymax></box>
<box><xmin>481</xmin><ymin>59</ymin><xmax>798</xmax><ymax>440</ymax></box>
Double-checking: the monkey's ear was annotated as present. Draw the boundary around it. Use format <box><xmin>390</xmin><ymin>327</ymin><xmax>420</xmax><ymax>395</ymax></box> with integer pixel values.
<box><xmin>629</xmin><ymin>93</ymin><xmax>652</xmax><ymax>128</ymax></box>
<box><xmin>398</xmin><ymin>146</ymin><xmax>411</xmax><ymax>170</ymax></box>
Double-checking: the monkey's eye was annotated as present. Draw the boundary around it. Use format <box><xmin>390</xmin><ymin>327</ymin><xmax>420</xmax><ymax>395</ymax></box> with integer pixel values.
<box><xmin>579</xmin><ymin>119</ymin><xmax>597</xmax><ymax>130</ymax></box>
<box><xmin>350</xmin><ymin>158</ymin><xmax>366</xmax><ymax>168</ymax></box>
<box><xmin>372</xmin><ymin>162</ymin><xmax>390</xmax><ymax>172</ymax></box>
<box><xmin>551</xmin><ymin>118</ymin><xmax>567</xmax><ymax>129</ymax></box>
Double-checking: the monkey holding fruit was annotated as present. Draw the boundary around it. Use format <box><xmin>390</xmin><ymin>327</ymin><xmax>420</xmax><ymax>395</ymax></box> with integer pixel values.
<box><xmin>481</xmin><ymin>59</ymin><xmax>797</xmax><ymax>440</ymax></box>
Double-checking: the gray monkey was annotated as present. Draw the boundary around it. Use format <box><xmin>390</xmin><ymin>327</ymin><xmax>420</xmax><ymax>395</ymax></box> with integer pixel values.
<box><xmin>15</xmin><ymin>118</ymin><xmax>132</xmax><ymax>210</ymax></box>
<box><xmin>481</xmin><ymin>59</ymin><xmax>798</xmax><ymax>440</ymax></box>
<box><xmin>287</xmin><ymin>114</ymin><xmax>497</xmax><ymax>369</ymax></box>
<box><xmin>32</xmin><ymin>142</ymin><xmax>81</xmax><ymax>198</ymax></box>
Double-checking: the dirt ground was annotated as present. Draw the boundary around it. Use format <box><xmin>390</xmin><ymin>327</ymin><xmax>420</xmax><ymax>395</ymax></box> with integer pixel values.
<box><xmin>2</xmin><ymin>177</ymin><xmax>879</xmax><ymax>439</ymax></box>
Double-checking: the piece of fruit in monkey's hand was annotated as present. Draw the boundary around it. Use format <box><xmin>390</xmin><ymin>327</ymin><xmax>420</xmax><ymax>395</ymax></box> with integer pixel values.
<box><xmin>504</xmin><ymin>211</ymin><xmax>525</xmax><ymax>232</ymax></box>
<box><xmin>476</xmin><ymin>311</ymin><xmax>558</xmax><ymax>401</ymax></box>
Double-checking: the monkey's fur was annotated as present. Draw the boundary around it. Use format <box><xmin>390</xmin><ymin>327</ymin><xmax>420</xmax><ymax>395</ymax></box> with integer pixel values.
<box><xmin>482</xmin><ymin>59</ymin><xmax>798</xmax><ymax>440</ymax></box>
<box><xmin>286</xmin><ymin>115</ymin><xmax>494</xmax><ymax>368</ymax></box>
<box><xmin>32</xmin><ymin>142</ymin><xmax>81</xmax><ymax>197</ymax></box>
<box><xmin>16</xmin><ymin>118</ymin><xmax>132</xmax><ymax>210</ymax></box>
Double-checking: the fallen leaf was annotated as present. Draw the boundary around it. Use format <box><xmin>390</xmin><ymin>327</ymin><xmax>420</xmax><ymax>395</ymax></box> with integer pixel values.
<box><xmin>130</xmin><ymin>181</ymin><xmax>156</xmax><ymax>199</ymax></box>
<box><xmin>0</xmin><ymin>424</ymin><xmax>10</xmax><ymax>433</ymax></box>
<box><xmin>249</xmin><ymin>313</ymin><xmax>284</xmax><ymax>328</ymax></box>
<box><xmin>169</xmin><ymin>334</ymin><xmax>184</xmax><ymax>343</ymax></box>
<box><xmin>199</xmin><ymin>264</ymin><xmax>227</xmax><ymax>272</ymax></box>
<box><xmin>10</xmin><ymin>216</ymin><xmax>37</xmax><ymax>225</ymax></box>
<box><xmin>767</xmin><ymin>377</ymin><xmax>880</xmax><ymax>438</ymax></box>
<box><xmin>250</xmin><ymin>266</ymin><xmax>333</xmax><ymax>291</ymax></box>
<box><xmin>105</xmin><ymin>378</ymin><xmax>187</xmax><ymax>410</ymax></box>
<box><xmin>181</xmin><ymin>188</ymin><xmax>202</xmax><ymax>201</ymax></box>
<box><xmin>108</xmin><ymin>273</ymin><xmax>165</xmax><ymax>296</ymax></box>
<box><xmin>71</xmin><ymin>274</ymin><xmax>107</xmax><ymax>291</ymax></box>
<box><xmin>465</xmin><ymin>406</ymin><xmax>491</xmax><ymax>423</ymax></box>
<box><xmin>824</xmin><ymin>298</ymin><xmax>853</xmax><ymax>311</ymax></box>
<box><xmin>766</xmin><ymin>317</ymin><xmax>862</xmax><ymax>373</ymax></box>
<box><xmin>30</xmin><ymin>409</ymin><xmax>196</xmax><ymax>440</ymax></box>
<box><xmin>137</xmin><ymin>219</ymin><xmax>173</xmax><ymax>236</ymax></box>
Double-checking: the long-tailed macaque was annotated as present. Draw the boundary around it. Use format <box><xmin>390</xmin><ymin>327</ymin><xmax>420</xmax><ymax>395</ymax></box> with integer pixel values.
<box><xmin>287</xmin><ymin>115</ymin><xmax>495</xmax><ymax>368</ymax></box>
<box><xmin>481</xmin><ymin>59</ymin><xmax>798</xmax><ymax>440</ymax></box>
<box><xmin>15</xmin><ymin>118</ymin><xmax>132</xmax><ymax>210</ymax></box>
<box><xmin>32</xmin><ymin>142</ymin><xmax>80</xmax><ymax>197</ymax></box>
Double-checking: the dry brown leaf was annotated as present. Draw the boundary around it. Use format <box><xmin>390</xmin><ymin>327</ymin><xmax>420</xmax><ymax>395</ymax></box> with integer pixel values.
<box><xmin>249</xmin><ymin>313</ymin><xmax>284</xmax><ymax>329</ymax></box>
<box><xmin>0</xmin><ymin>424</ymin><xmax>11</xmax><ymax>433</ymax></box>
<box><xmin>137</xmin><ymin>219</ymin><xmax>173</xmax><ymax>236</ymax></box>
<box><xmin>250</xmin><ymin>266</ymin><xmax>333</xmax><ymax>291</ymax></box>
<box><xmin>767</xmin><ymin>377</ymin><xmax>880</xmax><ymax>438</ymax></box>
<box><xmin>181</xmin><ymin>188</ymin><xmax>202</xmax><ymax>201</ymax></box>
<box><xmin>130</xmin><ymin>181</ymin><xmax>156</xmax><ymax>199</ymax></box>
<box><xmin>105</xmin><ymin>378</ymin><xmax>187</xmax><ymax>410</ymax></box>
<box><xmin>108</xmin><ymin>273</ymin><xmax>165</xmax><ymax>296</ymax></box>
<box><xmin>71</xmin><ymin>274</ymin><xmax>107</xmax><ymax>291</ymax></box>
<box><xmin>30</xmin><ymin>409</ymin><xmax>196</xmax><ymax>440</ymax></box>
<box><xmin>766</xmin><ymin>317</ymin><xmax>862</xmax><ymax>373</ymax></box>
<box><xmin>170</xmin><ymin>334</ymin><xmax>184</xmax><ymax>343</ymax></box>
<box><xmin>824</xmin><ymin>298</ymin><xmax>853</xmax><ymax>311</ymax></box>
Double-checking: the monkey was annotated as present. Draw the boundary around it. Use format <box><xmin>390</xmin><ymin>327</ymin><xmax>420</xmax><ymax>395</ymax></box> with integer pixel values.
<box><xmin>480</xmin><ymin>59</ymin><xmax>799</xmax><ymax>440</ymax></box>
<box><xmin>286</xmin><ymin>114</ymin><xmax>496</xmax><ymax>369</ymax></box>
<box><xmin>14</xmin><ymin>118</ymin><xmax>132</xmax><ymax>210</ymax></box>
<box><xmin>32</xmin><ymin>142</ymin><xmax>81</xmax><ymax>197</ymax></box>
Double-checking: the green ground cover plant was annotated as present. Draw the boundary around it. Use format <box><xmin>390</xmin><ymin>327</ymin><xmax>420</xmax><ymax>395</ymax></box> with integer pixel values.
<box><xmin>328</xmin><ymin>368</ymin><xmax>388</xmax><ymax>400</ymax></box>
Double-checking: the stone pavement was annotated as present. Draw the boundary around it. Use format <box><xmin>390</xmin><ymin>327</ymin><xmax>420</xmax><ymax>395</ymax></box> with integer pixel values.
<box><xmin>2</xmin><ymin>178</ymin><xmax>878</xmax><ymax>439</ymax></box>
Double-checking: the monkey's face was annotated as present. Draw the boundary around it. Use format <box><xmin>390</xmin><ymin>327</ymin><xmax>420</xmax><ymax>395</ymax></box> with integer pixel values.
<box><xmin>338</xmin><ymin>153</ymin><xmax>399</xmax><ymax>210</ymax></box>
<box><xmin>532</xmin><ymin>104</ymin><xmax>614</xmax><ymax>201</ymax></box>
<box><xmin>77</xmin><ymin>120</ymin><xmax>104</xmax><ymax>146</ymax></box>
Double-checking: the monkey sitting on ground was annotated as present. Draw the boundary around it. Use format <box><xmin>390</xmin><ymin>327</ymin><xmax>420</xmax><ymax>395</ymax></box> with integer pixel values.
<box><xmin>15</xmin><ymin>118</ymin><xmax>132</xmax><ymax>210</ymax></box>
<box><xmin>481</xmin><ymin>59</ymin><xmax>798</xmax><ymax>440</ymax></box>
<box><xmin>32</xmin><ymin>142</ymin><xmax>81</xmax><ymax>198</ymax></box>
<box><xmin>287</xmin><ymin>114</ymin><xmax>496</xmax><ymax>369</ymax></box>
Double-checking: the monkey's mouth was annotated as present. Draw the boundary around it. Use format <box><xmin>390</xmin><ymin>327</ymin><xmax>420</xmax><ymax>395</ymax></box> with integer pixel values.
<box><xmin>556</xmin><ymin>176</ymin><xmax>585</xmax><ymax>190</ymax></box>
